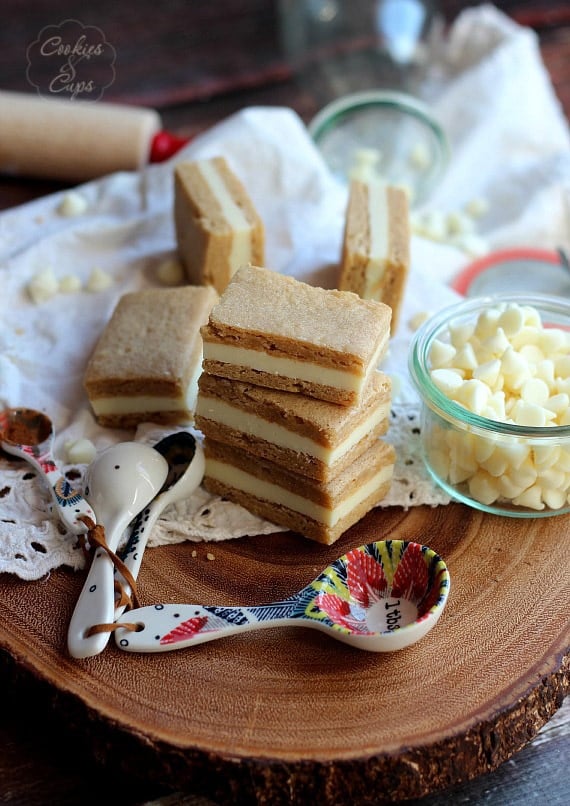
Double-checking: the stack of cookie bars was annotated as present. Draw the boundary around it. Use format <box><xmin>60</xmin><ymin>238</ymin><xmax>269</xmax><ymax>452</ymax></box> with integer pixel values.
<box><xmin>173</xmin><ymin>155</ymin><xmax>408</xmax><ymax>545</ymax></box>
<box><xmin>196</xmin><ymin>265</ymin><xmax>396</xmax><ymax>545</ymax></box>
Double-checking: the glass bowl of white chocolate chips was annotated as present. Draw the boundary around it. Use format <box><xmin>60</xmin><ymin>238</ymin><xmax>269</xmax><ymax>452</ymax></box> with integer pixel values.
<box><xmin>409</xmin><ymin>294</ymin><xmax>570</xmax><ymax>517</ymax></box>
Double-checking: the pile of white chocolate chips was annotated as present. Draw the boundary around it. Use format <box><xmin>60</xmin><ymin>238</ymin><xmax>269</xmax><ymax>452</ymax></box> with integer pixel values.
<box><xmin>427</xmin><ymin>302</ymin><xmax>570</xmax><ymax>511</ymax></box>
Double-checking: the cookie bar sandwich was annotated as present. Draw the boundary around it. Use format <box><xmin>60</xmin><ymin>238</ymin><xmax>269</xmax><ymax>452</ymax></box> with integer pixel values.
<box><xmin>203</xmin><ymin>438</ymin><xmax>396</xmax><ymax>546</ymax></box>
<box><xmin>174</xmin><ymin>156</ymin><xmax>265</xmax><ymax>294</ymax></box>
<box><xmin>201</xmin><ymin>265</ymin><xmax>391</xmax><ymax>407</ymax></box>
<box><xmin>339</xmin><ymin>180</ymin><xmax>410</xmax><ymax>333</ymax></box>
<box><xmin>196</xmin><ymin>370</ymin><xmax>391</xmax><ymax>482</ymax></box>
<box><xmin>84</xmin><ymin>285</ymin><xmax>218</xmax><ymax>428</ymax></box>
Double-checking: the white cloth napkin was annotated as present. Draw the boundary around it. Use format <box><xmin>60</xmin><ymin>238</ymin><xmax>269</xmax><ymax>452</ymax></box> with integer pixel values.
<box><xmin>1</xmin><ymin>5</ymin><xmax>569</xmax><ymax>579</ymax></box>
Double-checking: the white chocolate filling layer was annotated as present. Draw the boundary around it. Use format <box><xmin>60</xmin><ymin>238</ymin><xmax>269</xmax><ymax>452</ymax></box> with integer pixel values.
<box><xmin>90</xmin><ymin>363</ymin><xmax>202</xmax><ymax>417</ymax></box>
<box><xmin>203</xmin><ymin>335</ymin><xmax>388</xmax><ymax>392</ymax></box>
<box><xmin>206</xmin><ymin>460</ymin><xmax>393</xmax><ymax>527</ymax></box>
<box><xmin>198</xmin><ymin>160</ymin><xmax>252</xmax><ymax>274</ymax></box>
<box><xmin>91</xmin><ymin>395</ymin><xmax>188</xmax><ymax>416</ymax></box>
<box><xmin>197</xmin><ymin>396</ymin><xmax>390</xmax><ymax>463</ymax></box>
<box><xmin>364</xmin><ymin>182</ymin><xmax>389</xmax><ymax>297</ymax></box>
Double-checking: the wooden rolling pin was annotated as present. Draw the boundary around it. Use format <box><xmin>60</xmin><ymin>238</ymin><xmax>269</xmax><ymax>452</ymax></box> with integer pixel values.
<box><xmin>0</xmin><ymin>91</ymin><xmax>189</xmax><ymax>181</ymax></box>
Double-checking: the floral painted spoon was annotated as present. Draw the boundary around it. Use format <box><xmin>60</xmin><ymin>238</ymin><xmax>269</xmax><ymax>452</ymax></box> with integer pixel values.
<box><xmin>114</xmin><ymin>540</ymin><xmax>450</xmax><ymax>654</ymax></box>
<box><xmin>0</xmin><ymin>407</ymin><xmax>95</xmax><ymax>535</ymax></box>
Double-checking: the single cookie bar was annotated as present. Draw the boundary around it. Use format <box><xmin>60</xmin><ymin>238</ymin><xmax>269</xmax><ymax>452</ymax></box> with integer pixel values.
<box><xmin>174</xmin><ymin>156</ymin><xmax>265</xmax><ymax>294</ymax></box>
<box><xmin>84</xmin><ymin>285</ymin><xmax>218</xmax><ymax>428</ymax></box>
<box><xmin>201</xmin><ymin>265</ymin><xmax>391</xmax><ymax>406</ymax></box>
<box><xmin>339</xmin><ymin>180</ymin><xmax>410</xmax><ymax>333</ymax></box>
<box><xmin>203</xmin><ymin>438</ymin><xmax>395</xmax><ymax>546</ymax></box>
<box><xmin>196</xmin><ymin>370</ymin><xmax>391</xmax><ymax>481</ymax></box>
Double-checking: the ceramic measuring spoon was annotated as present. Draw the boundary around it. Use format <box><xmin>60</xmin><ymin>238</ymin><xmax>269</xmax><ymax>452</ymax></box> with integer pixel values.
<box><xmin>0</xmin><ymin>407</ymin><xmax>96</xmax><ymax>534</ymax></box>
<box><xmin>114</xmin><ymin>431</ymin><xmax>205</xmax><ymax>620</ymax></box>
<box><xmin>67</xmin><ymin>441</ymin><xmax>169</xmax><ymax>659</ymax></box>
<box><xmin>115</xmin><ymin>540</ymin><xmax>451</xmax><ymax>654</ymax></box>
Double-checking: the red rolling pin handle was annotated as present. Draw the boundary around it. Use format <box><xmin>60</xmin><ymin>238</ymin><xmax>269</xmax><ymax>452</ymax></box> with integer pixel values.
<box><xmin>149</xmin><ymin>130</ymin><xmax>191</xmax><ymax>163</ymax></box>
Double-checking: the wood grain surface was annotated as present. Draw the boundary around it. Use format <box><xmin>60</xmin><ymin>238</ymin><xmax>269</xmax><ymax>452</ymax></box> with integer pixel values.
<box><xmin>0</xmin><ymin>502</ymin><xmax>568</xmax><ymax>804</ymax></box>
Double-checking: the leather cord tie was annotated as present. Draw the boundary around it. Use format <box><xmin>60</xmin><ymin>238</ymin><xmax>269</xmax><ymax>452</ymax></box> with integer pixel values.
<box><xmin>77</xmin><ymin>515</ymin><xmax>141</xmax><ymax>637</ymax></box>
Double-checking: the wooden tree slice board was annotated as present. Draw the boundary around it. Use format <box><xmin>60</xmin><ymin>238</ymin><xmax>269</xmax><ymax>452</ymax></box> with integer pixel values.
<box><xmin>0</xmin><ymin>503</ymin><xmax>569</xmax><ymax>804</ymax></box>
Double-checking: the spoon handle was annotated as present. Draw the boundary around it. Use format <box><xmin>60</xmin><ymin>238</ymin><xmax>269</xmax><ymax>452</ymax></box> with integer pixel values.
<box><xmin>1</xmin><ymin>442</ymin><xmax>95</xmax><ymax>534</ymax></box>
<box><xmin>113</xmin><ymin>441</ymin><xmax>205</xmax><ymax>620</ymax></box>
<box><xmin>67</xmin><ymin>517</ymin><xmax>128</xmax><ymax>659</ymax></box>
<box><xmin>114</xmin><ymin>598</ymin><xmax>304</xmax><ymax>653</ymax></box>
<box><xmin>113</xmin><ymin>501</ymin><xmax>162</xmax><ymax>620</ymax></box>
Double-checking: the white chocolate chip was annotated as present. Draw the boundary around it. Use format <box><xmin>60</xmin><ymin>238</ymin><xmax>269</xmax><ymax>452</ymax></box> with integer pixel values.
<box><xmin>542</xmin><ymin>487</ymin><xmax>567</xmax><ymax>509</ymax></box>
<box><xmin>27</xmin><ymin>267</ymin><xmax>59</xmax><ymax>304</ymax></box>
<box><xmin>498</xmin><ymin>475</ymin><xmax>526</xmax><ymax>499</ymax></box>
<box><xmin>511</xmin><ymin>400</ymin><xmax>547</xmax><ymax>427</ymax></box>
<box><xmin>455</xmin><ymin>379</ymin><xmax>490</xmax><ymax>414</ymax></box>
<box><xmin>157</xmin><ymin>257</ymin><xmax>185</xmax><ymax>286</ymax></box>
<box><xmin>408</xmin><ymin>142</ymin><xmax>430</xmax><ymax>171</ymax></box>
<box><xmin>555</xmin><ymin>355</ymin><xmax>570</xmax><ymax>378</ymax></box>
<box><xmin>429</xmin><ymin>339</ymin><xmax>457</xmax><ymax>368</ymax></box>
<box><xmin>535</xmin><ymin>359</ymin><xmax>555</xmax><ymax>387</ymax></box>
<box><xmin>521</xmin><ymin>377</ymin><xmax>550</xmax><ymax>407</ymax></box>
<box><xmin>408</xmin><ymin>311</ymin><xmax>431</xmax><ymax>331</ymax></box>
<box><xmin>468</xmin><ymin>471</ymin><xmax>500</xmax><ymax>505</ymax></box>
<box><xmin>533</xmin><ymin>445</ymin><xmax>561</xmax><ymax>468</ymax></box>
<box><xmin>349</xmin><ymin>148</ymin><xmax>382</xmax><ymax>183</ymax></box>
<box><xmin>449</xmin><ymin>322</ymin><xmax>475</xmax><ymax>350</ymax></box>
<box><xmin>446</xmin><ymin>211</ymin><xmax>475</xmax><ymax>237</ymax></box>
<box><xmin>557</xmin><ymin>448</ymin><xmax>570</xmax><ymax>471</ymax></box>
<box><xmin>545</xmin><ymin>393</ymin><xmax>569</xmax><ymax>415</ymax></box>
<box><xmin>498</xmin><ymin>305</ymin><xmax>525</xmax><ymax>337</ymax></box>
<box><xmin>475</xmin><ymin>309</ymin><xmax>501</xmax><ymax>340</ymax></box>
<box><xmin>464</xmin><ymin>197</ymin><xmax>489</xmax><ymax>219</ymax></box>
<box><xmin>473</xmin><ymin>359</ymin><xmax>501</xmax><ymax>389</ymax></box>
<box><xmin>538</xmin><ymin>467</ymin><xmax>565</xmax><ymax>490</ymax></box>
<box><xmin>431</xmin><ymin>368</ymin><xmax>464</xmax><ymax>396</ymax></box>
<box><xmin>57</xmin><ymin>191</ymin><xmax>88</xmax><ymax>217</ymax></box>
<box><xmin>454</xmin><ymin>343</ymin><xmax>479</xmax><ymax>371</ymax></box>
<box><xmin>65</xmin><ymin>438</ymin><xmax>97</xmax><ymax>465</ymax></box>
<box><xmin>59</xmin><ymin>274</ymin><xmax>82</xmax><ymax>293</ymax></box>
<box><xmin>512</xmin><ymin>484</ymin><xmax>545</xmax><ymax>510</ymax></box>
<box><xmin>519</xmin><ymin>343</ymin><xmax>544</xmax><ymax>365</ymax></box>
<box><xmin>86</xmin><ymin>267</ymin><xmax>113</xmax><ymax>292</ymax></box>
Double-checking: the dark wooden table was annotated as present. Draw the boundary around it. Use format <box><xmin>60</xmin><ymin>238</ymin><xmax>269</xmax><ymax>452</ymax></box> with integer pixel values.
<box><xmin>1</xmin><ymin>2</ymin><xmax>569</xmax><ymax>804</ymax></box>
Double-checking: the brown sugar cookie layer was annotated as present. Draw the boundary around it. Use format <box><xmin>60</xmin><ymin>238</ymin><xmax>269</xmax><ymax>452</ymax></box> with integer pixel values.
<box><xmin>339</xmin><ymin>181</ymin><xmax>410</xmax><ymax>334</ymax></box>
<box><xmin>196</xmin><ymin>370</ymin><xmax>391</xmax><ymax>481</ymax></box>
<box><xmin>201</xmin><ymin>265</ymin><xmax>392</xmax><ymax>406</ymax></box>
<box><xmin>84</xmin><ymin>285</ymin><xmax>218</xmax><ymax>428</ymax></box>
<box><xmin>174</xmin><ymin>156</ymin><xmax>265</xmax><ymax>294</ymax></box>
<box><xmin>203</xmin><ymin>438</ymin><xmax>396</xmax><ymax>545</ymax></box>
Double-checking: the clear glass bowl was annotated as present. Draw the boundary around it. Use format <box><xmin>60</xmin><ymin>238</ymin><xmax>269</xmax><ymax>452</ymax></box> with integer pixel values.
<box><xmin>308</xmin><ymin>89</ymin><xmax>449</xmax><ymax>206</ymax></box>
<box><xmin>408</xmin><ymin>294</ymin><xmax>570</xmax><ymax>518</ymax></box>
